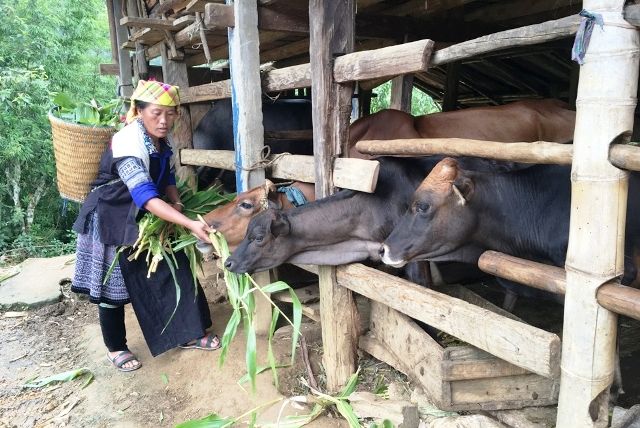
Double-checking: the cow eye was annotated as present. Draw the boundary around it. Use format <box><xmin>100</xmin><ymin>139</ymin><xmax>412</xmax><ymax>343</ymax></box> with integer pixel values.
<box><xmin>254</xmin><ymin>235</ymin><xmax>264</xmax><ymax>243</ymax></box>
<box><xmin>415</xmin><ymin>203</ymin><xmax>430</xmax><ymax>213</ymax></box>
<box><xmin>239</xmin><ymin>201</ymin><xmax>254</xmax><ymax>210</ymax></box>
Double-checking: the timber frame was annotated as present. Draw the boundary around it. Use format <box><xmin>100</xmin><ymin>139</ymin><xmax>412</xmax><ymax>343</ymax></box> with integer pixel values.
<box><xmin>105</xmin><ymin>0</ymin><xmax>640</xmax><ymax>425</ymax></box>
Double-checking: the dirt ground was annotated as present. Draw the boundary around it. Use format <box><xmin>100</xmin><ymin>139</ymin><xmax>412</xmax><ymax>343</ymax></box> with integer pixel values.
<box><xmin>0</xmin><ymin>275</ymin><xmax>354</xmax><ymax>428</ymax></box>
<box><xmin>2</xmin><ymin>261</ymin><xmax>638</xmax><ymax>428</ymax></box>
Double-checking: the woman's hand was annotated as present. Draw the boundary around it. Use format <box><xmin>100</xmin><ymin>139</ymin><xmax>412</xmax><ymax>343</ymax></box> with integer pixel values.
<box><xmin>187</xmin><ymin>220</ymin><xmax>212</xmax><ymax>243</ymax></box>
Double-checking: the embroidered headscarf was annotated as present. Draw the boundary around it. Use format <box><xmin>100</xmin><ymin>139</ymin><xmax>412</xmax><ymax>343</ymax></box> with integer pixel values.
<box><xmin>125</xmin><ymin>80</ymin><xmax>180</xmax><ymax>124</ymax></box>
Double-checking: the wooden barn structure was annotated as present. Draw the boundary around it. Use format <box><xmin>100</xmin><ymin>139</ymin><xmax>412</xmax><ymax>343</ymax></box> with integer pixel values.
<box><xmin>103</xmin><ymin>0</ymin><xmax>640</xmax><ymax>425</ymax></box>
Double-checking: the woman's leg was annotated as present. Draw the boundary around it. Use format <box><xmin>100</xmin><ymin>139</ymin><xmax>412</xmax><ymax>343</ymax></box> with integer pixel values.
<box><xmin>99</xmin><ymin>303</ymin><xmax>140</xmax><ymax>370</ymax></box>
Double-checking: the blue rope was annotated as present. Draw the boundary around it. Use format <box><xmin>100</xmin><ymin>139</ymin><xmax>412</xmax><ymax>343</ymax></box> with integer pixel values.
<box><xmin>277</xmin><ymin>186</ymin><xmax>308</xmax><ymax>207</ymax></box>
<box><xmin>572</xmin><ymin>9</ymin><xmax>604</xmax><ymax>65</ymax></box>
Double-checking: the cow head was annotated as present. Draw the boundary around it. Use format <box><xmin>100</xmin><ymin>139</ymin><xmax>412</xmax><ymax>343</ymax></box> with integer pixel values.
<box><xmin>380</xmin><ymin>157</ymin><xmax>477</xmax><ymax>267</ymax></box>
<box><xmin>202</xmin><ymin>180</ymin><xmax>280</xmax><ymax>250</ymax></box>
<box><xmin>223</xmin><ymin>208</ymin><xmax>292</xmax><ymax>273</ymax></box>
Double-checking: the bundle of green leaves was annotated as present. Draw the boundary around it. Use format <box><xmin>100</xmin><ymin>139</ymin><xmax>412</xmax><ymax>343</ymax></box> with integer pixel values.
<box><xmin>51</xmin><ymin>92</ymin><xmax>124</xmax><ymax>129</ymax></box>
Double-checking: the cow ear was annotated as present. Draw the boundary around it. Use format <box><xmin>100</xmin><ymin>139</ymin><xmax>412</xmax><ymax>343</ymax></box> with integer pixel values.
<box><xmin>265</xmin><ymin>180</ymin><xmax>283</xmax><ymax>209</ymax></box>
<box><xmin>270</xmin><ymin>211</ymin><xmax>291</xmax><ymax>237</ymax></box>
<box><xmin>453</xmin><ymin>176</ymin><xmax>474</xmax><ymax>204</ymax></box>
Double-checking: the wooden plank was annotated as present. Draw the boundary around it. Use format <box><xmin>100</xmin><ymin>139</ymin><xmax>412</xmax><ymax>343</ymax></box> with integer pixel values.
<box><xmin>180</xmin><ymin>80</ymin><xmax>232</xmax><ymax>103</ymax></box>
<box><xmin>173</xmin><ymin>15</ymin><xmax>196</xmax><ymax>29</ymax></box>
<box><xmin>356</xmin><ymin>138</ymin><xmax>573</xmax><ymax>164</ymax></box>
<box><xmin>205</xmin><ymin>3</ymin><xmax>309</xmax><ymax>33</ymax></box>
<box><xmin>309</xmin><ymin>0</ymin><xmax>358</xmax><ymax>393</ymax></box>
<box><xmin>337</xmin><ymin>264</ymin><xmax>561</xmax><ymax>379</ymax></box>
<box><xmin>301</xmin><ymin>302</ymin><xmax>320</xmax><ymax>322</ymax></box>
<box><xmin>389</xmin><ymin>74</ymin><xmax>413</xmax><ymax>113</ymax></box>
<box><xmin>478</xmin><ymin>251</ymin><xmax>640</xmax><ymax>321</ymax></box>
<box><xmin>264</xmin><ymin>130</ymin><xmax>313</xmax><ymax>140</ymax></box>
<box><xmin>120</xmin><ymin>16</ymin><xmax>177</xmax><ymax>30</ymax></box>
<box><xmin>99</xmin><ymin>63</ymin><xmax>120</xmax><ymax>75</ymax></box>
<box><xmin>262</xmin><ymin>63</ymin><xmax>311</xmax><ymax>91</ymax></box>
<box><xmin>334</xmin><ymin>39</ymin><xmax>434</xmax><ymax>83</ymax></box>
<box><xmin>431</xmin><ymin>15</ymin><xmax>581</xmax><ymax>67</ymax></box>
<box><xmin>180</xmin><ymin>149</ymin><xmax>380</xmax><ymax>193</ymax></box>
<box><xmin>450</xmin><ymin>374</ymin><xmax>559</xmax><ymax>408</ymax></box>
<box><xmin>130</xmin><ymin>27</ymin><xmax>166</xmax><ymax>45</ymax></box>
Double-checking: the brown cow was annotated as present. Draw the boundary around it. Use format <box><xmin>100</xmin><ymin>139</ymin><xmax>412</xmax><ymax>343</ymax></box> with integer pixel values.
<box><xmin>203</xmin><ymin>180</ymin><xmax>315</xmax><ymax>250</ymax></box>
<box><xmin>348</xmin><ymin>99</ymin><xmax>575</xmax><ymax>159</ymax></box>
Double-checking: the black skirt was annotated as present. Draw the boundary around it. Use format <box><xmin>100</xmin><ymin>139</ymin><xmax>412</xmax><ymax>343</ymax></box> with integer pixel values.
<box><xmin>119</xmin><ymin>249</ymin><xmax>212</xmax><ymax>357</ymax></box>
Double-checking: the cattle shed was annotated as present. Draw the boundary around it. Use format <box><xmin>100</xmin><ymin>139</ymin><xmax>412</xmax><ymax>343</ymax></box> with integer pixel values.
<box><xmin>104</xmin><ymin>0</ymin><xmax>640</xmax><ymax>426</ymax></box>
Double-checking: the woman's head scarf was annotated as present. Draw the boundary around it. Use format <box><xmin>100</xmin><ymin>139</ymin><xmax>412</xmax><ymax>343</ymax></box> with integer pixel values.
<box><xmin>125</xmin><ymin>80</ymin><xmax>180</xmax><ymax>124</ymax></box>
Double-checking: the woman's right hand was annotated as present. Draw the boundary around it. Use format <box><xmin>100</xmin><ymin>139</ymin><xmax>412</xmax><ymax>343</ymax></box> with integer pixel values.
<box><xmin>187</xmin><ymin>220</ymin><xmax>212</xmax><ymax>243</ymax></box>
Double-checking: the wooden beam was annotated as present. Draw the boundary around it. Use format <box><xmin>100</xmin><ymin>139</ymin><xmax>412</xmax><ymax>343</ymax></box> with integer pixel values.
<box><xmin>106</xmin><ymin>0</ymin><xmax>119</xmax><ymax>63</ymax></box>
<box><xmin>389</xmin><ymin>74</ymin><xmax>413</xmax><ymax>113</ymax></box>
<box><xmin>112</xmin><ymin>0</ymin><xmax>134</xmax><ymax>98</ymax></box>
<box><xmin>355</xmin><ymin>138</ymin><xmax>574</xmax><ymax>164</ymax></box>
<box><xmin>478</xmin><ymin>251</ymin><xmax>640</xmax><ymax>322</ymax></box>
<box><xmin>205</xmin><ymin>3</ymin><xmax>309</xmax><ymax>33</ymax></box>
<box><xmin>334</xmin><ymin>39</ymin><xmax>434</xmax><ymax>83</ymax></box>
<box><xmin>310</xmin><ymin>0</ymin><xmax>358</xmax><ymax>394</ymax></box>
<box><xmin>441</xmin><ymin>62</ymin><xmax>460</xmax><ymax>111</ymax></box>
<box><xmin>120</xmin><ymin>16</ymin><xmax>178</xmax><ymax>30</ymax></box>
<box><xmin>338</xmin><ymin>263</ymin><xmax>561</xmax><ymax>379</ymax></box>
<box><xmin>180</xmin><ymin>149</ymin><xmax>380</xmax><ymax>193</ymax></box>
<box><xmin>431</xmin><ymin>15</ymin><xmax>581</xmax><ymax>67</ymax></box>
<box><xmin>99</xmin><ymin>63</ymin><xmax>120</xmax><ymax>75</ymax></box>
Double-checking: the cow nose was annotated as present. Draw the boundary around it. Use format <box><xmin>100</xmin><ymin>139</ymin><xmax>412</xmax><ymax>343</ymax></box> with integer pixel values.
<box><xmin>224</xmin><ymin>259</ymin><xmax>235</xmax><ymax>271</ymax></box>
<box><xmin>378</xmin><ymin>245</ymin><xmax>385</xmax><ymax>257</ymax></box>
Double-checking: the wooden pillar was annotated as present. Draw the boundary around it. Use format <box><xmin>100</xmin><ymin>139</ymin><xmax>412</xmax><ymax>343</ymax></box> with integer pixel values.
<box><xmin>112</xmin><ymin>0</ymin><xmax>133</xmax><ymax>98</ymax></box>
<box><xmin>442</xmin><ymin>62</ymin><xmax>460</xmax><ymax>112</ymax></box>
<box><xmin>556</xmin><ymin>1</ymin><xmax>639</xmax><ymax>426</ymax></box>
<box><xmin>227</xmin><ymin>0</ymin><xmax>271</xmax><ymax>334</ymax></box>
<box><xmin>309</xmin><ymin>0</ymin><xmax>358</xmax><ymax>393</ymax></box>
<box><xmin>161</xmin><ymin>46</ymin><xmax>196</xmax><ymax>187</ymax></box>
<box><xmin>389</xmin><ymin>74</ymin><xmax>413</xmax><ymax>113</ymax></box>
<box><xmin>105</xmin><ymin>0</ymin><xmax>119</xmax><ymax>64</ymax></box>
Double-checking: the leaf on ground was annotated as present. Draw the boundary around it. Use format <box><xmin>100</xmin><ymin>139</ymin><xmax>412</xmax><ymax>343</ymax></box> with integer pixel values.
<box><xmin>161</xmin><ymin>373</ymin><xmax>169</xmax><ymax>385</ymax></box>
<box><xmin>23</xmin><ymin>368</ymin><xmax>94</xmax><ymax>389</ymax></box>
<box><xmin>175</xmin><ymin>413</ymin><xmax>235</xmax><ymax>428</ymax></box>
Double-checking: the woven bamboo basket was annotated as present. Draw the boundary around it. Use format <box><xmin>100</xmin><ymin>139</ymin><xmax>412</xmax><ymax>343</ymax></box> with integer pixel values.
<box><xmin>48</xmin><ymin>110</ymin><xmax>116</xmax><ymax>203</ymax></box>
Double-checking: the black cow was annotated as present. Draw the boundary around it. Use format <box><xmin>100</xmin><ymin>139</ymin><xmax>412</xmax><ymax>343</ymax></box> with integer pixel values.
<box><xmin>380</xmin><ymin>157</ymin><xmax>640</xmax><ymax>293</ymax></box>
<box><xmin>223</xmin><ymin>156</ymin><xmax>527</xmax><ymax>279</ymax></box>
<box><xmin>193</xmin><ymin>98</ymin><xmax>313</xmax><ymax>191</ymax></box>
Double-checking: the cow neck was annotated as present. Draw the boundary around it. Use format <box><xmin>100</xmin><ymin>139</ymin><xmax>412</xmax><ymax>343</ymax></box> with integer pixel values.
<box><xmin>469</xmin><ymin>165</ymin><xmax>570</xmax><ymax>264</ymax></box>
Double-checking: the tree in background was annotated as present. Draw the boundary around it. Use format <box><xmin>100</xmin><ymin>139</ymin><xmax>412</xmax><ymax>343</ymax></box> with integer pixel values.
<box><xmin>0</xmin><ymin>0</ymin><xmax>116</xmax><ymax>262</ymax></box>
<box><xmin>370</xmin><ymin>80</ymin><xmax>442</xmax><ymax>115</ymax></box>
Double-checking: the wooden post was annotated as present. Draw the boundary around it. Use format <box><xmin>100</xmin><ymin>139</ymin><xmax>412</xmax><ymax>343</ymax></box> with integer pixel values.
<box><xmin>442</xmin><ymin>62</ymin><xmax>460</xmax><ymax>111</ymax></box>
<box><xmin>389</xmin><ymin>74</ymin><xmax>413</xmax><ymax>113</ymax></box>
<box><xmin>309</xmin><ymin>0</ymin><xmax>358</xmax><ymax>392</ymax></box>
<box><xmin>556</xmin><ymin>1</ymin><xmax>639</xmax><ymax>426</ymax></box>
<box><xmin>112</xmin><ymin>0</ymin><xmax>133</xmax><ymax>98</ymax></box>
<box><xmin>160</xmin><ymin>46</ymin><xmax>196</xmax><ymax>187</ymax></box>
<box><xmin>105</xmin><ymin>0</ymin><xmax>119</xmax><ymax>64</ymax></box>
<box><xmin>227</xmin><ymin>0</ymin><xmax>271</xmax><ymax>335</ymax></box>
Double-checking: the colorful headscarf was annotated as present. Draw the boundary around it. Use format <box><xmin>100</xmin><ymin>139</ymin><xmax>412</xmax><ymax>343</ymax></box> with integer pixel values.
<box><xmin>125</xmin><ymin>80</ymin><xmax>180</xmax><ymax>124</ymax></box>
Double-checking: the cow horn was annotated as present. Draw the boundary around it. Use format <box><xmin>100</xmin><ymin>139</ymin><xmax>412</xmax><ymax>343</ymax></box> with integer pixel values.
<box><xmin>419</xmin><ymin>158</ymin><xmax>459</xmax><ymax>193</ymax></box>
<box><xmin>452</xmin><ymin>184</ymin><xmax>467</xmax><ymax>206</ymax></box>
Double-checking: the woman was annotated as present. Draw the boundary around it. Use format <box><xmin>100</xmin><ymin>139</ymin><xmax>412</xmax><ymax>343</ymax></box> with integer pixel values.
<box><xmin>72</xmin><ymin>80</ymin><xmax>219</xmax><ymax>372</ymax></box>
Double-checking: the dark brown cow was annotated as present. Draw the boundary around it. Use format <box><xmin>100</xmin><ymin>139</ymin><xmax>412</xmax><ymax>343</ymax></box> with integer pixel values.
<box><xmin>203</xmin><ymin>180</ymin><xmax>315</xmax><ymax>250</ymax></box>
<box><xmin>348</xmin><ymin>99</ymin><xmax>575</xmax><ymax>159</ymax></box>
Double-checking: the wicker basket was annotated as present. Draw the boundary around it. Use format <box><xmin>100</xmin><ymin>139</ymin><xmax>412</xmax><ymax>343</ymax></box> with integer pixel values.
<box><xmin>48</xmin><ymin>110</ymin><xmax>116</xmax><ymax>203</ymax></box>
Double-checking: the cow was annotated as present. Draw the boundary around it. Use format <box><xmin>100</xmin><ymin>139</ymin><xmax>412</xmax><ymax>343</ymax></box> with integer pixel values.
<box><xmin>222</xmin><ymin>156</ymin><xmax>526</xmax><ymax>276</ymax></box>
<box><xmin>379</xmin><ymin>157</ymin><xmax>640</xmax><ymax>300</ymax></box>
<box><xmin>202</xmin><ymin>180</ymin><xmax>315</xmax><ymax>250</ymax></box>
<box><xmin>193</xmin><ymin>98</ymin><xmax>313</xmax><ymax>190</ymax></box>
<box><xmin>348</xmin><ymin>99</ymin><xmax>575</xmax><ymax>160</ymax></box>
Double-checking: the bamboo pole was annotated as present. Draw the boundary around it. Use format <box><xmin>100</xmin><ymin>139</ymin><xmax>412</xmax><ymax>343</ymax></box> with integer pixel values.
<box><xmin>478</xmin><ymin>251</ymin><xmax>640</xmax><ymax>321</ymax></box>
<box><xmin>556</xmin><ymin>1</ymin><xmax>640</xmax><ymax>426</ymax></box>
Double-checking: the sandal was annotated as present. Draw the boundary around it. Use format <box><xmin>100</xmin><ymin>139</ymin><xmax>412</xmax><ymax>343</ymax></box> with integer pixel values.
<box><xmin>106</xmin><ymin>350</ymin><xmax>142</xmax><ymax>372</ymax></box>
<box><xmin>179</xmin><ymin>333</ymin><xmax>221</xmax><ymax>351</ymax></box>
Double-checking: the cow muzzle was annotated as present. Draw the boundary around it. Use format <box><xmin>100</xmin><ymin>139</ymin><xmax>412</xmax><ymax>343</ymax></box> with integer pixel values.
<box><xmin>379</xmin><ymin>244</ymin><xmax>408</xmax><ymax>268</ymax></box>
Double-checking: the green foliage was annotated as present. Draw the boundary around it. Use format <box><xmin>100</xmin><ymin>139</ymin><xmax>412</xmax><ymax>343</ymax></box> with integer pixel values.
<box><xmin>0</xmin><ymin>0</ymin><xmax>116</xmax><ymax>262</ymax></box>
<box><xmin>51</xmin><ymin>92</ymin><xmax>124</xmax><ymax>128</ymax></box>
<box><xmin>370</xmin><ymin>80</ymin><xmax>442</xmax><ymax>116</ymax></box>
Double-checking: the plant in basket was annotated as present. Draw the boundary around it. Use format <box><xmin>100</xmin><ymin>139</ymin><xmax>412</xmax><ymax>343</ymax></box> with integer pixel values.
<box><xmin>50</xmin><ymin>92</ymin><xmax>125</xmax><ymax>129</ymax></box>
